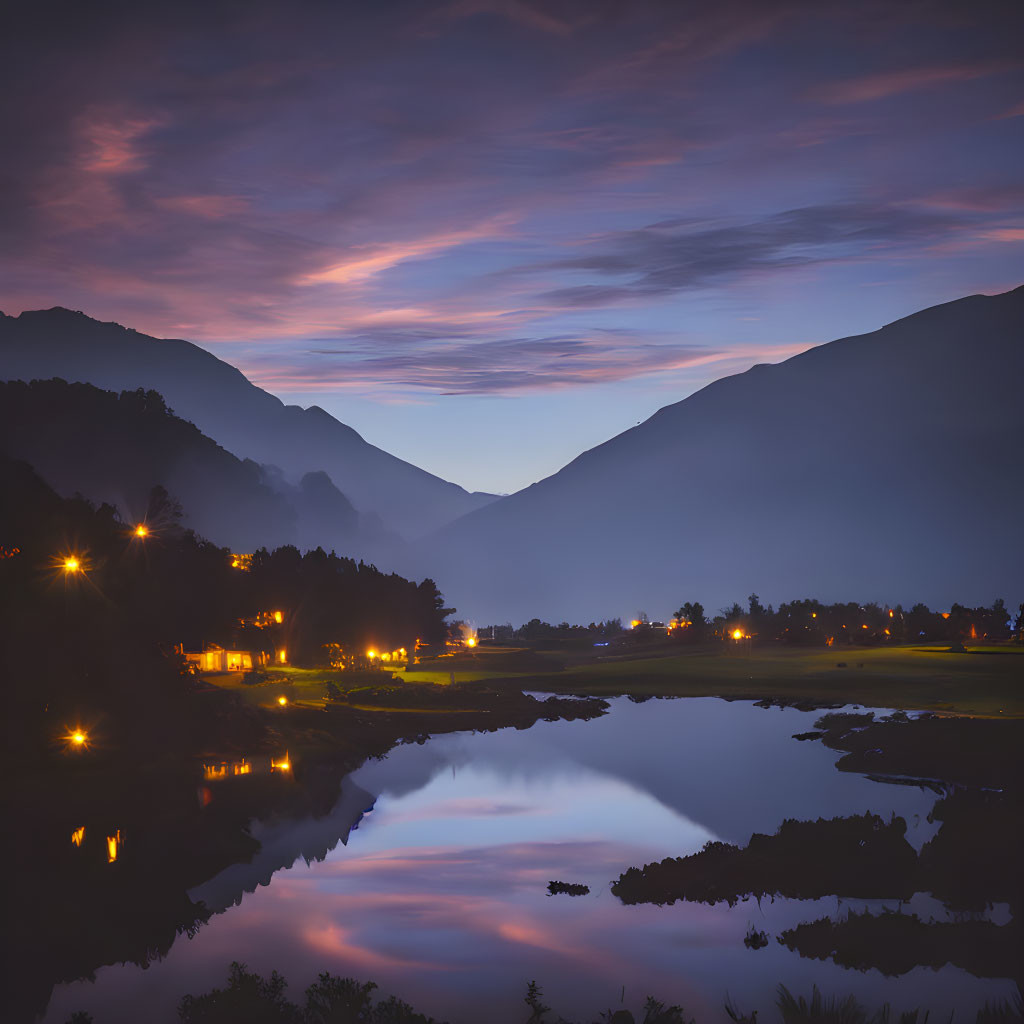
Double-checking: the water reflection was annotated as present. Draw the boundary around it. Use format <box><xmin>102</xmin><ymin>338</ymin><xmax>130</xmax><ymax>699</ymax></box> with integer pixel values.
<box><xmin>37</xmin><ymin>699</ymin><xmax>1020</xmax><ymax>1024</ymax></box>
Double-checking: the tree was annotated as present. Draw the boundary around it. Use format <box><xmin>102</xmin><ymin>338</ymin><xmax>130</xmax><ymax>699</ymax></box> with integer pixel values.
<box><xmin>675</xmin><ymin>602</ymin><xmax>705</xmax><ymax>626</ymax></box>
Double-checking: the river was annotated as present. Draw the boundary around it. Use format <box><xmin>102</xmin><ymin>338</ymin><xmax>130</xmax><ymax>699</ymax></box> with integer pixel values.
<box><xmin>39</xmin><ymin>697</ymin><xmax>1017</xmax><ymax>1022</ymax></box>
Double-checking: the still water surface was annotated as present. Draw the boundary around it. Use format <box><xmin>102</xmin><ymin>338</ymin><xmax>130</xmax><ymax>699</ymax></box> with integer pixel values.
<box><xmin>42</xmin><ymin>698</ymin><xmax>1015</xmax><ymax>1022</ymax></box>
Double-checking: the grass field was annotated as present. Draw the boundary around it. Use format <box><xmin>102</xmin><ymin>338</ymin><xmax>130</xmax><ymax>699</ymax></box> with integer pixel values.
<box><xmin>201</xmin><ymin>644</ymin><xmax>1024</xmax><ymax>718</ymax></box>
<box><xmin>526</xmin><ymin>643</ymin><xmax>1024</xmax><ymax>716</ymax></box>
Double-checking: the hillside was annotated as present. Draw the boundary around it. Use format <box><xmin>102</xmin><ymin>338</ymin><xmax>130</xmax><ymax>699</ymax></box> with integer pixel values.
<box><xmin>0</xmin><ymin>308</ymin><xmax>495</xmax><ymax>540</ymax></box>
<box><xmin>0</xmin><ymin>378</ymin><xmax>356</xmax><ymax>553</ymax></box>
<box><xmin>423</xmin><ymin>286</ymin><xmax>1024</xmax><ymax>623</ymax></box>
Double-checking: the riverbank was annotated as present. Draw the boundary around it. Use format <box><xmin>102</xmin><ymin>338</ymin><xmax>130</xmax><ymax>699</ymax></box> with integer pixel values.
<box><xmin>404</xmin><ymin>643</ymin><xmax>1024</xmax><ymax>717</ymax></box>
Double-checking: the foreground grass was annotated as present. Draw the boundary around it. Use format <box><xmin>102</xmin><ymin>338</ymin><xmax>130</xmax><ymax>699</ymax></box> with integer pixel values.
<box><xmin>119</xmin><ymin>962</ymin><xmax>1024</xmax><ymax>1024</ymax></box>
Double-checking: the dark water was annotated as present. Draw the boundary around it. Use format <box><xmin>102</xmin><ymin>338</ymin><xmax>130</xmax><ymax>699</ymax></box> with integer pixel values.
<box><xmin>39</xmin><ymin>699</ymin><xmax>1017</xmax><ymax>1022</ymax></box>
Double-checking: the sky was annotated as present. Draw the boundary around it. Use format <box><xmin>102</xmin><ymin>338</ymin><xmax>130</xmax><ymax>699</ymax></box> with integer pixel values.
<box><xmin>2</xmin><ymin>0</ymin><xmax>1023</xmax><ymax>494</ymax></box>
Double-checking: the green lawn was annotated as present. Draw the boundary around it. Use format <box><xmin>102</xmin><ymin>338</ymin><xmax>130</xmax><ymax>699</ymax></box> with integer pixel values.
<box><xmin>537</xmin><ymin>644</ymin><xmax>1024</xmax><ymax>716</ymax></box>
<box><xmin>202</xmin><ymin>644</ymin><xmax>1024</xmax><ymax>718</ymax></box>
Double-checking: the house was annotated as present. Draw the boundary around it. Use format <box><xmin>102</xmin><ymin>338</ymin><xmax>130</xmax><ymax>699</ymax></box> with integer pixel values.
<box><xmin>183</xmin><ymin>644</ymin><xmax>270</xmax><ymax>673</ymax></box>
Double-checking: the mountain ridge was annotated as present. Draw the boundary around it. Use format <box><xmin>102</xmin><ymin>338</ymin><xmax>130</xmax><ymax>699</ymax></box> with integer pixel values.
<box><xmin>422</xmin><ymin>285</ymin><xmax>1024</xmax><ymax>622</ymax></box>
<box><xmin>0</xmin><ymin>307</ymin><xmax>496</xmax><ymax>541</ymax></box>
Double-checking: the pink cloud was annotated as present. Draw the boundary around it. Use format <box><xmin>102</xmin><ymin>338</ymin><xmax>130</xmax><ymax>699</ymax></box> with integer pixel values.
<box><xmin>994</xmin><ymin>99</ymin><xmax>1024</xmax><ymax>118</ymax></box>
<box><xmin>154</xmin><ymin>195</ymin><xmax>251</xmax><ymax>219</ymax></box>
<box><xmin>978</xmin><ymin>227</ymin><xmax>1024</xmax><ymax>242</ymax></box>
<box><xmin>909</xmin><ymin>185</ymin><xmax>1024</xmax><ymax>213</ymax></box>
<box><xmin>299</xmin><ymin>216</ymin><xmax>518</xmax><ymax>287</ymax></box>
<box><xmin>813</xmin><ymin>62</ymin><xmax>1015</xmax><ymax>104</ymax></box>
<box><xmin>78</xmin><ymin>111</ymin><xmax>162</xmax><ymax>174</ymax></box>
<box><xmin>303</xmin><ymin>922</ymin><xmax>441</xmax><ymax>972</ymax></box>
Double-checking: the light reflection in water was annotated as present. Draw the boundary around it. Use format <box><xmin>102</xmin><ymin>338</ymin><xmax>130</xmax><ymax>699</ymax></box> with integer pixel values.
<box><xmin>41</xmin><ymin>699</ymin><xmax>1018</xmax><ymax>1024</ymax></box>
<box><xmin>70</xmin><ymin>826</ymin><xmax>85</xmax><ymax>848</ymax></box>
<box><xmin>106</xmin><ymin>830</ymin><xmax>121</xmax><ymax>864</ymax></box>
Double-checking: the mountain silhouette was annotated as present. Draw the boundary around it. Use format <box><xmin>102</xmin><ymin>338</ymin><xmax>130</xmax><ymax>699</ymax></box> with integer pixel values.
<box><xmin>0</xmin><ymin>378</ymin><xmax>358</xmax><ymax>552</ymax></box>
<box><xmin>422</xmin><ymin>285</ymin><xmax>1024</xmax><ymax>622</ymax></box>
<box><xmin>0</xmin><ymin>308</ymin><xmax>496</xmax><ymax>541</ymax></box>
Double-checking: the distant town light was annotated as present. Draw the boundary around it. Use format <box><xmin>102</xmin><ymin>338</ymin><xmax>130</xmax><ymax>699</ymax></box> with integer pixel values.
<box><xmin>732</xmin><ymin>629</ymin><xmax>744</xmax><ymax>641</ymax></box>
<box><xmin>367</xmin><ymin>649</ymin><xmax>377</xmax><ymax>659</ymax></box>
<box><xmin>273</xmin><ymin>610</ymin><xmax>283</xmax><ymax>624</ymax></box>
<box><xmin>277</xmin><ymin>695</ymin><xmax>288</xmax><ymax>706</ymax></box>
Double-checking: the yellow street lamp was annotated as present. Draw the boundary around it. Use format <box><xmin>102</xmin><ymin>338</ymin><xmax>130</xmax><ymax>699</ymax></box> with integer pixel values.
<box><xmin>134</xmin><ymin>524</ymin><xmax>149</xmax><ymax>538</ymax></box>
<box><xmin>64</xmin><ymin>727</ymin><xmax>90</xmax><ymax>750</ymax></box>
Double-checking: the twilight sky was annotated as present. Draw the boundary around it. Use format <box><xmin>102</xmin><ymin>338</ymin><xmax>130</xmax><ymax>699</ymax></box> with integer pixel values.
<box><xmin>3</xmin><ymin>0</ymin><xmax>1023</xmax><ymax>494</ymax></box>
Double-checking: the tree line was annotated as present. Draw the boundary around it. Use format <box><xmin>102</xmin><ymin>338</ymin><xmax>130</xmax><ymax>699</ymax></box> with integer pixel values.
<box><xmin>667</xmin><ymin>593</ymin><xmax>1019</xmax><ymax>645</ymax></box>
<box><xmin>0</xmin><ymin>457</ymin><xmax>453</xmax><ymax>759</ymax></box>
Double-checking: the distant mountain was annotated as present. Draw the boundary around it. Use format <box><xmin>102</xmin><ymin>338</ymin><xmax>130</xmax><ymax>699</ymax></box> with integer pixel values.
<box><xmin>0</xmin><ymin>378</ymin><xmax>360</xmax><ymax>553</ymax></box>
<box><xmin>0</xmin><ymin>308</ymin><xmax>496</xmax><ymax>540</ymax></box>
<box><xmin>424</xmin><ymin>286</ymin><xmax>1024</xmax><ymax>623</ymax></box>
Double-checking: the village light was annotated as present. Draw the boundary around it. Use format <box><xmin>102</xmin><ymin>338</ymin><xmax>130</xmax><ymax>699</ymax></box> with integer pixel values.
<box><xmin>732</xmin><ymin>629</ymin><xmax>744</xmax><ymax>641</ymax></box>
<box><xmin>277</xmin><ymin>696</ymin><xmax>288</xmax><ymax>706</ymax></box>
<box><xmin>134</xmin><ymin>524</ymin><xmax>149</xmax><ymax>538</ymax></box>
<box><xmin>65</xmin><ymin>727</ymin><xmax>89</xmax><ymax>750</ymax></box>
<box><xmin>466</xmin><ymin>637</ymin><xmax>477</xmax><ymax>648</ymax></box>
<box><xmin>273</xmin><ymin>610</ymin><xmax>283</xmax><ymax>624</ymax></box>
<box><xmin>367</xmin><ymin>649</ymin><xmax>377</xmax><ymax>659</ymax></box>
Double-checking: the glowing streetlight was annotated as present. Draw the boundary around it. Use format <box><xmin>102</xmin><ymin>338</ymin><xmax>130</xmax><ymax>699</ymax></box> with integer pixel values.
<box><xmin>133</xmin><ymin>524</ymin><xmax>149</xmax><ymax>538</ymax></box>
<box><xmin>273</xmin><ymin>610</ymin><xmax>283</xmax><ymax>624</ymax></box>
<box><xmin>64</xmin><ymin>727</ymin><xmax>90</xmax><ymax>751</ymax></box>
<box><xmin>277</xmin><ymin>695</ymin><xmax>288</xmax><ymax>706</ymax></box>
<box><xmin>731</xmin><ymin>628</ymin><xmax>744</xmax><ymax>641</ymax></box>
<box><xmin>466</xmin><ymin>637</ymin><xmax>477</xmax><ymax>648</ymax></box>
<box><xmin>366</xmin><ymin>649</ymin><xmax>377</xmax><ymax>660</ymax></box>
<box><xmin>63</xmin><ymin>557</ymin><xmax>81</xmax><ymax>574</ymax></box>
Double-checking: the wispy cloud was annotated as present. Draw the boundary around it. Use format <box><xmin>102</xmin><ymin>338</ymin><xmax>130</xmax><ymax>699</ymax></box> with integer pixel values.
<box><xmin>0</xmin><ymin>0</ymin><xmax>1020</xmax><ymax>416</ymax></box>
<box><xmin>813</xmin><ymin>61</ymin><xmax>1017</xmax><ymax>105</ymax></box>
<box><xmin>532</xmin><ymin>203</ymin><xmax>968</xmax><ymax>307</ymax></box>
<box><xmin>299</xmin><ymin>216</ymin><xmax>517</xmax><ymax>286</ymax></box>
